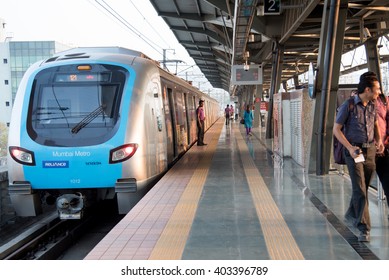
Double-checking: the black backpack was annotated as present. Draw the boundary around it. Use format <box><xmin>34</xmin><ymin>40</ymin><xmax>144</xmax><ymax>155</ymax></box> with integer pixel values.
<box><xmin>333</xmin><ymin>97</ymin><xmax>355</xmax><ymax>165</ymax></box>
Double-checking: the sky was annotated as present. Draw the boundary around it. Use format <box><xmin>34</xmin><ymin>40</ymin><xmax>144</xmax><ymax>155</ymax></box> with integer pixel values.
<box><xmin>0</xmin><ymin>0</ymin><xmax>222</xmax><ymax>93</ymax></box>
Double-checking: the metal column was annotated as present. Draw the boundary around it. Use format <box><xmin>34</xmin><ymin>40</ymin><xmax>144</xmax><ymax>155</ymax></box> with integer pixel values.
<box><xmin>266</xmin><ymin>42</ymin><xmax>284</xmax><ymax>139</ymax></box>
<box><xmin>313</xmin><ymin>0</ymin><xmax>348</xmax><ymax>175</ymax></box>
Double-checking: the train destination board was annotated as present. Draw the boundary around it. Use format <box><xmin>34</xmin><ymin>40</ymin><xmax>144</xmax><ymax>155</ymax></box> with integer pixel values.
<box><xmin>231</xmin><ymin>64</ymin><xmax>263</xmax><ymax>85</ymax></box>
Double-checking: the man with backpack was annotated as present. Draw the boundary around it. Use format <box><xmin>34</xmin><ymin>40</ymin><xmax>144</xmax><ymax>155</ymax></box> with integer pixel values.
<box><xmin>333</xmin><ymin>72</ymin><xmax>384</xmax><ymax>242</ymax></box>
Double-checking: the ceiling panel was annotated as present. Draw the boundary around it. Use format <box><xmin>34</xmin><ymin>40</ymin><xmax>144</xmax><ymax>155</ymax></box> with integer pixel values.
<box><xmin>149</xmin><ymin>0</ymin><xmax>389</xmax><ymax>94</ymax></box>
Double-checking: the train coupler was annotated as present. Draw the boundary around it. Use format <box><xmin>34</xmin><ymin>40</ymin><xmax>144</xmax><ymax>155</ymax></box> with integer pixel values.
<box><xmin>56</xmin><ymin>192</ymin><xmax>85</xmax><ymax>219</ymax></box>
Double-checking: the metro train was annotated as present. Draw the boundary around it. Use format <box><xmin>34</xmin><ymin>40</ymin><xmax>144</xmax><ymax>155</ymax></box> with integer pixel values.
<box><xmin>7</xmin><ymin>47</ymin><xmax>219</xmax><ymax>219</ymax></box>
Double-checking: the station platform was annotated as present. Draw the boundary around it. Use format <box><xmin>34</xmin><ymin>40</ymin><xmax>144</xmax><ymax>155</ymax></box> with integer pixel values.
<box><xmin>84</xmin><ymin>118</ymin><xmax>389</xmax><ymax>260</ymax></box>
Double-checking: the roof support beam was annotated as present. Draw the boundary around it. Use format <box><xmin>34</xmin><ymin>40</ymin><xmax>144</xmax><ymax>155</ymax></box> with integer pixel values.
<box><xmin>170</xmin><ymin>25</ymin><xmax>227</xmax><ymax>45</ymax></box>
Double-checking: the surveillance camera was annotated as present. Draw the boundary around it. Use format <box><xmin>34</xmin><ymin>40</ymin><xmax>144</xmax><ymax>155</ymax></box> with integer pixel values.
<box><xmin>363</xmin><ymin>27</ymin><xmax>371</xmax><ymax>38</ymax></box>
<box><xmin>244</xmin><ymin>64</ymin><xmax>249</xmax><ymax>71</ymax></box>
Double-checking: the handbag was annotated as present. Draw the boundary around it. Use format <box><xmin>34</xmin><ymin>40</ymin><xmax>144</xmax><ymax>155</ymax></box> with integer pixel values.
<box><xmin>333</xmin><ymin>137</ymin><xmax>345</xmax><ymax>164</ymax></box>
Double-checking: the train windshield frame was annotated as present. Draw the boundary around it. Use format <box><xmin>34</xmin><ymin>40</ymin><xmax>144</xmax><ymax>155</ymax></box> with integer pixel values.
<box><xmin>27</xmin><ymin>64</ymin><xmax>128</xmax><ymax>147</ymax></box>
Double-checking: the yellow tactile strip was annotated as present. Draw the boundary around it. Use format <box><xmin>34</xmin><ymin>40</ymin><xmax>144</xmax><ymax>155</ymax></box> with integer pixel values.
<box><xmin>85</xmin><ymin>119</ymin><xmax>224</xmax><ymax>260</ymax></box>
<box><xmin>235</xmin><ymin>127</ymin><xmax>304</xmax><ymax>260</ymax></box>
<box><xmin>148</xmin><ymin>120</ymin><xmax>224</xmax><ymax>259</ymax></box>
<box><xmin>86</xmin><ymin>119</ymin><xmax>304</xmax><ymax>260</ymax></box>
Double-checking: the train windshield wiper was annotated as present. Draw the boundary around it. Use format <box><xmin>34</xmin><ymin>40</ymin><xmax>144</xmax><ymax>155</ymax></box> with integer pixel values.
<box><xmin>71</xmin><ymin>105</ymin><xmax>106</xmax><ymax>134</ymax></box>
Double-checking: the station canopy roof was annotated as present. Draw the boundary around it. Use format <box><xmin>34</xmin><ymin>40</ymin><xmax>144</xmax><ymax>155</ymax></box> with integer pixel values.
<box><xmin>149</xmin><ymin>0</ymin><xmax>389</xmax><ymax>94</ymax></box>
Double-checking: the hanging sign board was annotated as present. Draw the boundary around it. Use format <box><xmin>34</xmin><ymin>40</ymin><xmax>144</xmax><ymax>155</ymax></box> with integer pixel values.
<box><xmin>231</xmin><ymin>64</ymin><xmax>263</xmax><ymax>85</ymax></box>
<box><xmin>264</xmin><ymin>0</ymin><xmax>281</xmax><ymax>15</ymax></box>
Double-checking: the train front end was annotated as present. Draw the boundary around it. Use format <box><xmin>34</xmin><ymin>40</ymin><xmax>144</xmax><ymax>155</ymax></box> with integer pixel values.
<box><xmin>7</xmin><ymin>59</ymin><xmax>137</xmax><ymax>219</ymax></box>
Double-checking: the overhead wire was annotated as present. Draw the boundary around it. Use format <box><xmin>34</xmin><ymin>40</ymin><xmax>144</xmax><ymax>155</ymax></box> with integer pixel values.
<box><xmin>90</xmin><ymin>0</ymin><xmax>164</xmax><ymax>56</ymax></box>
<box><xmin>127</xmin><ymin>0</ymin><xmax>171</xmax><ymax>48</ymax></box>
<box><xmin>87</xmin><ymin>0</ymin><xmax>214</xmax><ymax>90</ymax></box>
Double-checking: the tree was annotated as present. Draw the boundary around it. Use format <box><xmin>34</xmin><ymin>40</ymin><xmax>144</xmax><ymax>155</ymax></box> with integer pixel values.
<box><xmin>0</xmin><ymin>122</ymin><xmax>8</xmax><ymax>157</ymax></box>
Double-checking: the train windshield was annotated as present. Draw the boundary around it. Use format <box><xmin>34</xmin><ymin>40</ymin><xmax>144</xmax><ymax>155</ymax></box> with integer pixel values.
<box><xmin>27</xmin><ymin>64</ymin><xmax>127</xmax><ymax>147</ymax></box>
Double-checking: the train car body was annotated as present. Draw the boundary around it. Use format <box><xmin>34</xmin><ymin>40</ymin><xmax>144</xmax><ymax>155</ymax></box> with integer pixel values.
<box><xmin>7</xmin><ymin>47</ymin><xmax>219</xmax><ymax>219</ymax></box>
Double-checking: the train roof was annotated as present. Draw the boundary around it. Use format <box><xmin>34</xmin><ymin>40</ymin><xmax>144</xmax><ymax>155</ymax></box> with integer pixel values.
<box><xmin>44</xmin><ymin>47</ymin><xmax>154</xmax><ymax>64</ymax></box>
<box><xmin>55</xmin><ymin>46</ymin><xmax>150</xmax><ymax>58</ymax></box>
<box><xmin>40</xmin><ymin>47</ymin><xmax>216</xmax><ymax>103</ymax></box>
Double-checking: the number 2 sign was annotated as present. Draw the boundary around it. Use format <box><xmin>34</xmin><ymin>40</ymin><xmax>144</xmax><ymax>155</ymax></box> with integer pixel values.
<box><xmin>264</xmin><ymin>0</ymin><xmax>281</xmax><ymax>15</ymax></box>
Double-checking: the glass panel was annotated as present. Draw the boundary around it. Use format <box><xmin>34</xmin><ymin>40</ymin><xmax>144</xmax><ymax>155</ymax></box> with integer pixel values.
<box><xmin>27</xmin><ymin>64</ymin><xmax>127</xmax><ymax>147</ymax></box>
<box><xmin>33</xmin><ymin>84</ymin><xmax>118</xmax><ymax>126</ymax></box>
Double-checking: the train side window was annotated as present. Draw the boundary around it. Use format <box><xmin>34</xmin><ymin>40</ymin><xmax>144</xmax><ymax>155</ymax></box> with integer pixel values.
<box><xmin>153</xmin><ymin>88</ymin><xmax>159</xmax><ymax>98</ymax></box>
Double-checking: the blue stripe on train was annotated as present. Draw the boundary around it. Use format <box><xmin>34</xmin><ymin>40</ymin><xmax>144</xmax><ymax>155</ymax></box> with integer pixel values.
<box><xmin>20</xmin><ymin>61</ymin><xmax>136</xmax><ymax>190</ymax></box>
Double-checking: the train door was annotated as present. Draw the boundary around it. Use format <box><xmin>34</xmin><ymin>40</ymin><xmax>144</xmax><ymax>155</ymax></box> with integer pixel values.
<box><xmin>201</xmin><ymin>99</ymin><xmax>209</xmax><ymax>131</ymax></box>
<box><xmin>175</xmin><ymin>91</ymin><xmax>189</xmax><ymax>153</ymax></box>
<box><xmin>184</xmin><ymin>93</ymin><xmax>191</xmax><ymax>144</ymax></box>
<box><xmin>188</xmin><ymin>95</ymin><xmax>197</xmax><ymax>144</ymax></box>
<box><xmin>167</xmin><ymin>87</ymin><xmax>178</xmax><ymax>159</ymax></box>
<box><xmin>152</xmin><ymin>83</ymin><xmax>165</xmax><ymax>173</ymax></box>
<box><xmin>162</xmin><ymin>86</ymin><xmax>175</xmax><ymax>164</ymax></box>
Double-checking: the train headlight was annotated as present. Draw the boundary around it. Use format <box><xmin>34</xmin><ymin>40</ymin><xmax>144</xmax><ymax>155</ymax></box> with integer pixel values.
<box><xmin>109</xmin><ymin>143</ymin><xmax>138</xmax><ymax>163</ymax></box>
<box><xmin>9</xmin><ymin>146</ymin><xmax>36</xmax><ymax>166</ymax></box>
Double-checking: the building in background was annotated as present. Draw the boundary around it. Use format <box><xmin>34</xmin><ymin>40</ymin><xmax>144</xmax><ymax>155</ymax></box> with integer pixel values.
<box><xmin>0</xmin><ymin>18</ymin><xmax>70</xmax><ymax>126</ymax></box>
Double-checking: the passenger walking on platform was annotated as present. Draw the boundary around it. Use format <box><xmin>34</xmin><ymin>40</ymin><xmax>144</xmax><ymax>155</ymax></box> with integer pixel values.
<box><xmin>333</xmin><ymin>72</ymin><xmax>384</xmax><ymax>242</ymax></box>
<box><xmin>196</xmin><ymin>99</ymin><xmax>207</xmax><ymax>146</ymax></box>
<box><xmin>230</xmin><ymin>105</ymin><xmax>234</xmax><ymax>121</ymax></box>
<box><xmin>225</xmin><ymin>104</ymin><xmax>231</xmax><ymax>125</ymax></box>
<box><xmin>374</xmin><ymin>84</ymin><xmax>389</xmax><ymax>216</ymax></box>
<box><xmin>244</xmin><ymin>104</ymin><xmax>254</xmax><ymax>137</ymax></box>
<box><xmin>358</xmin><ymin>72</ymin><xmax>389</xmax><ymax>213</ymax></box>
